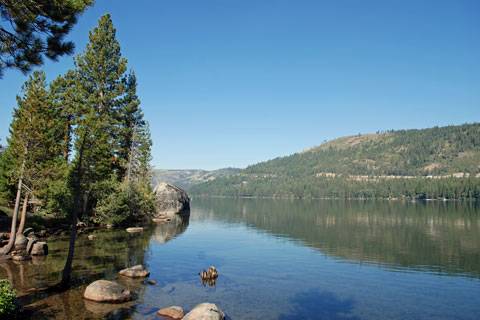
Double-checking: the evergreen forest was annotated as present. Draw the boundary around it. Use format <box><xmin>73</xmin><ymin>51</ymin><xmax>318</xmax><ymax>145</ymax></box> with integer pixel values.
<box><xmin>189</xmin><ymin>124</ymin><xmax>480</xmax><ymax>200</ymax></box>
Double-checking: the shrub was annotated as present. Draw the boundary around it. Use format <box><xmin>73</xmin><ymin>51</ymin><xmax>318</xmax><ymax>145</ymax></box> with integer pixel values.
<box><xmin>0</xmin><ymin>279</ymin><xmax>16</xmax><ymax>316</ymax></box>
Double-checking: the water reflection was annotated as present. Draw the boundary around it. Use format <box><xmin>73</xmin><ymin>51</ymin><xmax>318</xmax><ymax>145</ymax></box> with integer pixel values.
<box><xmin>0</xmin><ymin>226</ymin><xmax>156</xmax><ymax>319</ymax></box>
<box><xmin>192</xmin><ymin>198</ymin><xmax>480</xmax><ymax>278</ymax></box>
<box><xmin>153</xmin><ymin>213</ymin><xmax>190</xmax><ymax>243</ymax></box>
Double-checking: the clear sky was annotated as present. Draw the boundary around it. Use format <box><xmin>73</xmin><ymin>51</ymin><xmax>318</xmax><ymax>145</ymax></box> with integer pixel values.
<box><xmin>1</xmin><ymin>0</ymin><xmax>479</xmax><ymax>170</ymax></box>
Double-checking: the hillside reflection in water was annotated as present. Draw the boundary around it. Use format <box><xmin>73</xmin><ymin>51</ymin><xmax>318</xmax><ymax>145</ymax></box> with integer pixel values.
<box><xmin>191</xmin><ymin>198</ymin><xmax>480</xmax><ymax>278</ymax></box>
<box><xmin>0</xmin><ymin>198</ymin><xmax>479</xmax><ymax>319</ymax></box>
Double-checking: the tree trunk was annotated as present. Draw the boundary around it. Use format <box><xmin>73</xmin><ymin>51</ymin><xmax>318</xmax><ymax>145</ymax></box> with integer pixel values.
<box><xmin>0</xmin><ymin>154</ymin><xmax>26</xmax><ymax>255</ymax></box>
<box><xmin>60</xmin><ymin>130</ymin><xmax>88</xmax><ymax>288</ymax></box>
<box><xmin>63</xmin><ymin>115</ymin><xmax>71</xmax><ymax>160</ymax></box>
<box><xmin>16</xmin><ymin>192</ymin><xmax>29</xmax><ymax>236</ymax></box>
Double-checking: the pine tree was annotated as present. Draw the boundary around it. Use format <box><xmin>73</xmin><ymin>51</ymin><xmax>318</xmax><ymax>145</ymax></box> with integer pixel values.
<box><xmin>72</xmin><ymin>13</ymin><xmax>127</xmax><ymax>217</ymax></box>
<box><xmin>116</xmin><ymin>69</ymin><xmax>145</xmax><ymax>178</ymax></box>
<box><xmin>0</xmin><ymin>70</ymin><xmax>62</xmax><ymax>254</ymax></box>
<box><xmin>50</xmin><ymin>69</ymin><xmax>76</xmax><ymax>161</ymax></box>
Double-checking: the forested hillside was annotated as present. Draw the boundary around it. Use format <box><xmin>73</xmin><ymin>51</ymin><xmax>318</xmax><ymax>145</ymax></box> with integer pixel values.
<box><xmin>190</xmin><ymin>124</ymin><xmax>480</xmax><ymax>200</ymax></box>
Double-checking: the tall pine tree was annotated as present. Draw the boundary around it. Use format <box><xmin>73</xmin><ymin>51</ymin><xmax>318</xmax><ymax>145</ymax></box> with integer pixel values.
<box><xmin>72</xmin><ymin>13</ymin><xmax>127</xmax><ymax>216</ymax></box>
<box><xmin>0</xmin><ymin>70</ymin><xmax>63</xmax><ymax>254</ymax></box>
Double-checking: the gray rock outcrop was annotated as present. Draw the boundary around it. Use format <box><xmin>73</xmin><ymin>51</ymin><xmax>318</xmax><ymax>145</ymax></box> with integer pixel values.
<box><xmin>183</xmin><ymin>303</ymin><xmax>225</xmax><ymax>320</ymax></box>
<box><xmin>83</xmin><ymin>280</ymin><xmax>131</xmax><ymax>303</ymax></box>
<box><xmin>152</xmin><ymin>182</ymin><xmax>190</xmax><ymax>217</ymax></box>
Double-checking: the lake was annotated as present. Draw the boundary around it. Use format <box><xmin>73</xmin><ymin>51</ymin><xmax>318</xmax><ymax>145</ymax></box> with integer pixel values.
<box><xmin>1</xmin><ymin>198</ymin><xmax>480</xmax><ymax>319</ymax></box>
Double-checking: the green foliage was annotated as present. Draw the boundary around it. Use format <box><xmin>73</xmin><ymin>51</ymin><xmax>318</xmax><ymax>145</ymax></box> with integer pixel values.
<box><xmin>0</xmin><ymin>14</ymin><xmax>154</xmax><ymax>224</ymax></box>
<box><xmin>0</xmin><ymin>279</ymin><xmax>16</xmax><ymax>316</ymax></box>
<box><xmin>190</xmin><ymin>124</ymin><xmax>480</xmax><ymax>200</ymax></box>
<box><xmin>92</xmin><ymin>176</ymin><xmax>155</xmax><ymax>225</ymax></box>
<box><xmin>0</xmin><ymin>70</ymin><xmax>67</xmax><ymax>211</ymax></box>
<box><xmin>0</xmin><ymin>0</ymin><xmax>93</xmax><ymax>78</ymax></box>
<box><xmin>92</xmin><ymin>175</ymin><xmax>130</xmax><ymax>225</ymax></box>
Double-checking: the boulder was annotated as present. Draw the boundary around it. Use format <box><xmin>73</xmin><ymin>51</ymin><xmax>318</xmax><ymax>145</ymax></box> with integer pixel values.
<box><xmin>119</xmin><ymin>265</ymin><xmax>150</xmax><ymax>278</ymax></box>
<box><xmin>26</xmin><ymin>237</ymin><xmax>38</xmax><ymax>254</ymax></box>
<box><xmin>152</xmin><ymin>182</ymin><xmax>190</xmax><ymax>217</ymax></box>
<box><xmin>183</xmin><ymin>303</ymin><xmax>225</xmax><ymax>320</ymax></box>
<box><xmin>23</xmin><ymin>228</ymin><xmax>34</xmax><ymax>237</ymax></box>
<box><xmin>126</xmin><ymin>227</ymin><xmax>143</xmax><ymax>233</ymax></box>
<box><xmin>14</xmin><ymin>234</ymin><xmax>28</xmax><ymax>248</ymax></box>
<box><xmin>157</xmin><ymin>306</ymin><xmax>185</xmax><ymax>320</ymax></box>
<box><xmin>83</xmin><ymin>280</ymin><xmax>131</xmax><ymax>303</ymax></box>
<box><xmin>88</xmin><ymin>234</ymin><xmax>96</xmax><ymax>241</ymax></box>
<box><xmin>31</xmin><ymin>241</ymin><xmax>48</xmax><ymax>255</ymax></box>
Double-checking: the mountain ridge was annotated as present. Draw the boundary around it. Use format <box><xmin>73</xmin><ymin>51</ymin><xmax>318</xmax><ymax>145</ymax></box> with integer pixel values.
<box><xmin>189</xmin><ymin>123</ymin><xmax>480</xmax><ymax>200</ymax></box>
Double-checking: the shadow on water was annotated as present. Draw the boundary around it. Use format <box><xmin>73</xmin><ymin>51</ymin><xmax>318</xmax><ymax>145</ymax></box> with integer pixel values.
<box><xmin>278</xmin><ymin>289</ymin><xmax>359</xmax><ymax>320</ymax></box>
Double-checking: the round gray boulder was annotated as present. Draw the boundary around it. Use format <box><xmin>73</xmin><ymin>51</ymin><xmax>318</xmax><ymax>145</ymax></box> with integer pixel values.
<box><xmin>183</xmin><ymin>303</ymin><xmax>225</xmax><ymax>320</ymax></box>
<box><xmin>83</xmin><ymin>280</ymin><xmax>131</xmax><ymax>303</ymax></box>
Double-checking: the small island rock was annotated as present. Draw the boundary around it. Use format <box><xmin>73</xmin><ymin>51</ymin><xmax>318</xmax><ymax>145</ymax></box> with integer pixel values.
<box><xmin>83</xmin><ymin>280</ymin><xmax>131</xmax><ymax>303</ymax></box>
<box><xmin>152</xmin><ymin>182</ymin><xmax>190</xmax><ymax>216</ymax></box>
<box><xmin>118</xmin><ymin>265</ymin><xmax>150</xmax><ymax>278</ymax></box>
<box><xmin>88</xmin><ymin>234</ymin><xmax>96</xmax><ymax>240</ymax></box>
<box><xmin>182</xmin><ymin>303</ymin><xmax>225</xmax><ymax>320</ymax></box>
<box><xmin>157</xmin><ymin>306</ymin><xmax>185</xmax><ymax>320</ymax></box>
<box><xmin>126</xmin><ymin>227</ymin><xmax>143</xmax><ymax>233</ymax></box>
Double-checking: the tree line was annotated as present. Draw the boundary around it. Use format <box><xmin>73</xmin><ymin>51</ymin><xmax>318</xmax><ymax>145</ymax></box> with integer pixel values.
<box><xmin>189</xmin><ymin>124</ymin><xmax>480</xmax><ymax>200</ymax></box>
<box><xmin>0</xmin><ymin>14</ymin><xmax>154</xmax><ymax>255</ymax></box>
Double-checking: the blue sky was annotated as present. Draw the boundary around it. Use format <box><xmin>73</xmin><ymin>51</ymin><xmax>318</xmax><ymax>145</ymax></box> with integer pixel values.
<box><xmin>1</xmin><ymin>0</ymin><xmax>479</xmax><ymax>170</ymax></box>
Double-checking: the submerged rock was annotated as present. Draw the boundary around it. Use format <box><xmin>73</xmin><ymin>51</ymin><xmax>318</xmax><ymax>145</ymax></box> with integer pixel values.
<box><xmin>84</xmin><ymin>280</ymin><xmax>131</xmax><ymax>303</ymax></box>
<box><xmin>12</xmin><ymin>254</ymin><xmax>31</xmax><ymax>261</ymax></box>
<box><xmin>118</xmin><ymin>265</ymin><xmax>150</xmax><ymax>278</ymax></box>
<box><xmin>152</xmin><ymin>182</ymin><xmax>190</xmax><ymax>216</ymax></box>
<box><xmin>183</xmin><ymin>303</ymin><xmax>225</xmax><ymax>320</ymax></box>
<box><xmin>31</xmin><ymin>242</ymin><xmax>48</xmax><ymax>255</ymax></box>
<box><xmin>157</xmin><ymin>306</ymin><xmax>185</xmax><ymax>320</ymax></box>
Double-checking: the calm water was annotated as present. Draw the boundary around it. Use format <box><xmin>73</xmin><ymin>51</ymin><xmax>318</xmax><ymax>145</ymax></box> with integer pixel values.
<box><xmin>1</xmin><ymin>199</ymin><xmax>480</xmax><ymax>319</ymax></box>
